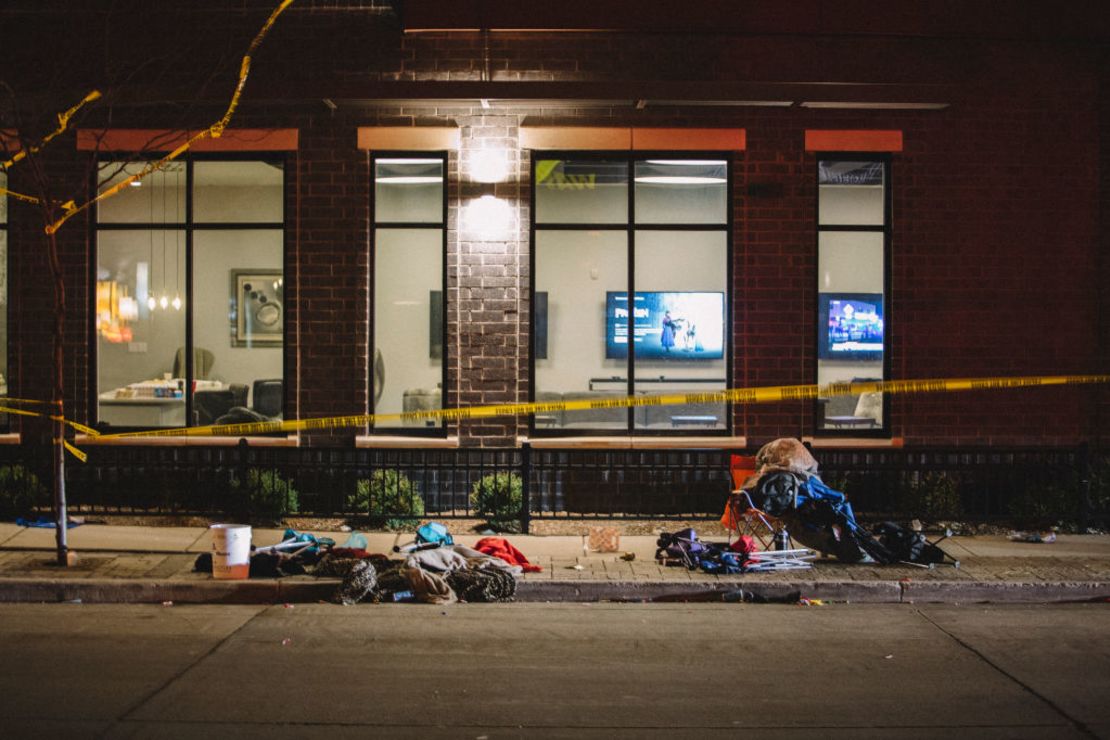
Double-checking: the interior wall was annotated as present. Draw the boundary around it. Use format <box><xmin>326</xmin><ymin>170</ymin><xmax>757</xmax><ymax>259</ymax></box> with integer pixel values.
<box><xmin>193</xmin><ymin>230</ymin><xmax>283</xmax><ymax>397</ymax></box>
<box><xmin>374</xmin><ymin>228</ymin><xmax>442</xmax><ymax>418</ymax></box>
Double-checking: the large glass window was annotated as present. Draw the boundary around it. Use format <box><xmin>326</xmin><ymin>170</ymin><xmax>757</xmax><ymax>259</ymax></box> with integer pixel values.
<box><xmin>95</xmin><ymin>158</ymin><xmax>284</xmax><ymax>429</ymax></box>
<box><xmin>533</xmin><ymin>155</ymin><xmax>730</xmax><ymax>434</ymax></box>
<box><xmin>371</xmin><ymin>155</ymin><xmax>446</xmax><ymax>432</ymax></box>
<box><xmin>815</xmin><ymin>158</ymin><xmax>890</xmax><ymax>434</ymax></box>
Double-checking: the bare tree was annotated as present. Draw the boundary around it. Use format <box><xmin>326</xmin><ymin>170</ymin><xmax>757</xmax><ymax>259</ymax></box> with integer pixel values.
<box><xmin>0</xmin><ymin>0</ymin><xmax>294</xmax><ymax>566</ymax></box>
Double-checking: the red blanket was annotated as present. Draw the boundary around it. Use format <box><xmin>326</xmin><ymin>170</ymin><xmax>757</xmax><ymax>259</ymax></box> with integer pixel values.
<box><xmin>474</xmin><ymin>537</ymin><xmax>543</xmax><ymax>573</ymax></box>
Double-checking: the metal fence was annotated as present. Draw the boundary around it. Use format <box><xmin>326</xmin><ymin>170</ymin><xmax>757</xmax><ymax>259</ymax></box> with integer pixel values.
<box><xmin>0</xmin><ymin>441</ymin><xmax>1105</xmax><ymax>531</ymax></box>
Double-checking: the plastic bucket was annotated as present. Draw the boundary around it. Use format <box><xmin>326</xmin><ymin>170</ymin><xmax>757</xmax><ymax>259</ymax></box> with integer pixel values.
<box><xmin>210</xmin><ymin>524</ymin><xmax>252</xmax><ymax>580</ymax></box>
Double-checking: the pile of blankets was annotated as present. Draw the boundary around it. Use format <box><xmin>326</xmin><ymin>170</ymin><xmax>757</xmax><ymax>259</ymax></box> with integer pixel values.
<box><xmin>331</xmin><ymin>538</ymin><xmax>539</xmax><ymax>605</ymax></box>
<box><xmin>194</xmin><ymin>532</ymin><xmax>542</xmax><ymax>604</ymax></box>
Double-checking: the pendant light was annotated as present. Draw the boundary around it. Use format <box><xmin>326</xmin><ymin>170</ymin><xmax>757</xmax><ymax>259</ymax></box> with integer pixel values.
<box><xmin>146</xmin><ymin>166</ymin><xmax>156</xmax><ymax>311</ymax></box>
<box><xmin>159</xmin><ymin>167</ymin><xmax>169</xmax><ymax>309</ymax></box>
<box><xmin>171</xmin><ymin>164</ymin><xmax>182</xmax><ymax>310</ymax></box>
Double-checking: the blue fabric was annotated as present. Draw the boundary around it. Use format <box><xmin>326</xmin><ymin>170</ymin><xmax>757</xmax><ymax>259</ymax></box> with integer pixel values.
<box><xmin>16</xmin><ymin>516</ymin><xmax>82</xmax><ymax>529</ymax></box>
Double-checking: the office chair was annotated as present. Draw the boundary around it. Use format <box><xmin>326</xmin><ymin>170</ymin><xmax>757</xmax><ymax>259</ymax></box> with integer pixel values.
<box><xmin>215</xmin><ymin>379</ymin><xmax>283</xmax><ymax>424</ymax></box>
<box><xmin>193</xmin><ymin>384</ymin><xmax>248</xmax><ymax>426</ymax></box>
<box><xmin>251</xmin><ymin>379</ymin><xmax>283</xmax><ymax>418</ymax></box>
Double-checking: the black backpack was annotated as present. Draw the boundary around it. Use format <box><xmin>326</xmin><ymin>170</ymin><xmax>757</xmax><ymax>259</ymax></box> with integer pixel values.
<box><xmin>873</xmin><ymin>521</ymin><xmax>947</xmax><ymax>565</ymax></box>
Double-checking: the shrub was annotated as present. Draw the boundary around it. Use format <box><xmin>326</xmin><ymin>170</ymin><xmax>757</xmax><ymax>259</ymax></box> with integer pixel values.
<box><xmin>232</xmin><ymin>468</ymin><xmax>299</xmax><ymax>521</ymax></box>
<box><xmin>897</xmin><ymin>471</ymin><xmax>962</xmax><ymax>521</ymax></box>
<box><xmin>470</xmin><ymin>472</ymin><xmax>523</xmax><ymax>533</ymax></box>
<box><xmin>0</xmin><ymin>464</ymin><xmax>47</xmax><ymax>518</ymax></box>
<box><xmin>348</xmin><ymin>469</ymin><xmax>424</xmax><ymax>530</ymax></box>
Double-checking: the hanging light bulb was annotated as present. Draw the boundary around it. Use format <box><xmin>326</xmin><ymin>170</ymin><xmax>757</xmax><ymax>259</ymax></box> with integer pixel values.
<box><xmin>159</xmin><ymin>294</ymin><xmax>169</xmax><ymax>309</ymax></box>
<box><xmin>172</xmin><ymin>294</ymin><xmax>182</xmax><ymax>311</ymax></box>
<box><xmin>147</xmin><ymin>294</ymin><xmax>157</xmax><ymax>311</ymax></box>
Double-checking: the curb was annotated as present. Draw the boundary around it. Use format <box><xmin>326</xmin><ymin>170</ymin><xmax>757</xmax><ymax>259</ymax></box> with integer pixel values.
<box><xmin>0</xmin><ymin>577</ymin><xmax>1106</xmax><ymax>605</ymax></box>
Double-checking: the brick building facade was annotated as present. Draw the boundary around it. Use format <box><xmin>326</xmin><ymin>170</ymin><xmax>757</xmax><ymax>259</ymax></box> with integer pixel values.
<box><xmin>2</xmin><ymin>1</ymin><xmax>1107</xmax><ymax>453</ymax></box>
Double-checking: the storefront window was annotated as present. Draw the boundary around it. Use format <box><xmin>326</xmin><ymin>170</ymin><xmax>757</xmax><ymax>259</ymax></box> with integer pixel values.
<box><xmin>533</xmin><ymin>155</ymin><xmax>731</xmax><ymax>434</ymax></box>
<box><xmin>95</xmin><ymin>158</ymin><xmax>285</xmax><ymax>429</ymax></box>
<box><xmin>816</xmin><ymin>158</ymin><xmax>890</xmax><ymax>433</ymax></box>
<box><xmin>371</xmin><ymin>155</ymin><xmax>446</xmax><ymax>432</ymax></box>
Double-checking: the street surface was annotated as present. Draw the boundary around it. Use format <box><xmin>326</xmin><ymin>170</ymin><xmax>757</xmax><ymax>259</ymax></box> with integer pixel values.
<box><xmin>2</xmin><ymin>602</ymin><xmax>1108</xmax><ymax>739</ymax></box>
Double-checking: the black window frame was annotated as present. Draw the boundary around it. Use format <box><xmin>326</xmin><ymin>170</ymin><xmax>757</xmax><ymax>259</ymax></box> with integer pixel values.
<box><xmin>529</xmin><ymin>150</ymin><xmax>734</xmax><ymax>437</ymax></box>
<box><xmin>369</xmin><ymin>150</ymin><xmax>449</xmax><ymax>438</ymax></box>
<box><xmin>0</xmin><ymin>174</ymin><xmax>7</xmax><ymax>433</ymax></box>
<box><xmin>90</xmin><ymin>152</ymin><xmax>288</xmax><ymax>432</ymax></box>
<box><xmin>813</xmin><ymin>152</ymin><xmax>893</xmax><ymax>438</ymax></box>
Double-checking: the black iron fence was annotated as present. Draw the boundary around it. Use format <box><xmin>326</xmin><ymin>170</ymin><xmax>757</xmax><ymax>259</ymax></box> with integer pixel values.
<box><xmin>0</xmin><ymin>441</ymin><xmax>1106</xmax><ymax>531</ymax></box>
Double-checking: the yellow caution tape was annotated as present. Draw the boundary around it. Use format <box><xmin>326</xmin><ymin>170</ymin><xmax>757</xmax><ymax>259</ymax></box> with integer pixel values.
<box><xmin>4</xmin><ymin>374</ymin><xmax>1108</xmax><ymax>460</ymax></box>
<box><xmin>89</xmin><ymin>373</ymin><xmax>1109</xmax><ymax>441</ymax></box>
<box><xmin>44</xmin><ymin>0</ymin><xmax>296</xmax><ymax>235</ymax></box>
<box><xmin>63</xmin><ymin>440</ymin><xmax>87</xmax><ymax>463</ymax></box>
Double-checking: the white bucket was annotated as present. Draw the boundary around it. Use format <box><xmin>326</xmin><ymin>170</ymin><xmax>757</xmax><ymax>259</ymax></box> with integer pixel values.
<box><xmin>210</xmin><ymin>524</ymin><xmax>252</xmax><ymax>580</ymax></box>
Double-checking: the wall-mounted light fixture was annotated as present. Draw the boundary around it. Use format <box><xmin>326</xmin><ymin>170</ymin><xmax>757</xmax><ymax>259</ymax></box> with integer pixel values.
<box><xmin>468</xmin><ymin>148</ymin><xmax>509</xmax><ymax>184</ymax></box>
<box><xmin>462</xmin><ymin>194</ymin><xmax>514</xmax><ymax>240</ymax></box>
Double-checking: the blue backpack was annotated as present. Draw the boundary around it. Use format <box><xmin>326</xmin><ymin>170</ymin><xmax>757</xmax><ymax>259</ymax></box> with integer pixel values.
<box><xmin>416</xmin><ymin>522</ymin><xmax>454</xmax><ymax>547</ymax></box>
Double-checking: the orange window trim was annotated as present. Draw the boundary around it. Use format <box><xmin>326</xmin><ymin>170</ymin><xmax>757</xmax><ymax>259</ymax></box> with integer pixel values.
<box><xmin>76</xmin><ymin>128</ymin><xmax>299</xmax><ymax>152</ymax></box>
<box><xmin>522</xmin><ymin>126</ymin><xmax>745</xmax><ymax>151</ymax></box>
<box><xmin>357</xmin><ymin>127</ymin><xmax>460</xmax><ymax>150</ymax></box>
<box><xmin>805</xmin><ymin>130</ymin><xmax>902</xmax><ymax>152</ymax></box>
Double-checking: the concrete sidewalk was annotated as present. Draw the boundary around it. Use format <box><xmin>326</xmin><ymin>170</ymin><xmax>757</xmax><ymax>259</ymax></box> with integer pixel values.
<box><xmin>1</xmin><ymin>522</ymin><xmax>1108</xmax><ymax>604</ymax></box>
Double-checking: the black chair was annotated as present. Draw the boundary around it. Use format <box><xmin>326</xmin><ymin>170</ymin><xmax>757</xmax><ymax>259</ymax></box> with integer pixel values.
<box><xmin>215</xmin><ymin>379</ymin><xmax>283</xmax><ymax>425</ymax></box>
<box><xmin>193</xmin><ymin>384</ymin><xmax>248</xmax><ymax>426</ymax></box>
<box><xmin>252</xmin><ymin>379</ymin><xmax>283</xmax><ymax>418</ymax></box>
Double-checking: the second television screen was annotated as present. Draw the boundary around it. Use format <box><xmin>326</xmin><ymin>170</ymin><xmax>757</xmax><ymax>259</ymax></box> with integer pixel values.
<box><xmin>606</xmin><ymin>291</ymin><xmax>724</xmax><ymax>360</ymax></box>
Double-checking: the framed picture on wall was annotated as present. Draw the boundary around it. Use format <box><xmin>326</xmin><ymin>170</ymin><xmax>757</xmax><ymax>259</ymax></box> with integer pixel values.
<box><xmin>231</xmin><ymin>269</ymin><xmax>283</xmax><ymax>347</ymax></box>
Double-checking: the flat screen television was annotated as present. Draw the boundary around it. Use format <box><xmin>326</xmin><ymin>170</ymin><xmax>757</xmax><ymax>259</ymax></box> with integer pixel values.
<box><xmin>818</xmin><ymin>292</ymin><xmax>884</xmax><ymax>360</ymax></box>
<box><xmin>605</xmin><ymin>291</ymin><xmax>724</xmax><ymax>360</ymax></box>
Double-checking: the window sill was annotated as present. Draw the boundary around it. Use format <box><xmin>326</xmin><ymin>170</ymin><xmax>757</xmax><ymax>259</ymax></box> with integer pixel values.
<box><xmin>520</xmin><ymin>435</ymin><xmax>747</xmax><ymax>450</ymax></box>
<box><xmin>0</xmin><ymin>433</ymin><xmax>20</xmax><ymax>445</ymax></box>
<box><xmin>76</xmin><ymin>434</ymin><xmax>298</xmax><ymax>447</ymax></box>
<box><xmin>355</xmin><ymin>435</ymin><xmax>459</xmax><ymax>449</ymax></box>
<box><xmin>802</xmin><ymin>436</ymin><xmax>903</xmax><ymax>449</ymax></box>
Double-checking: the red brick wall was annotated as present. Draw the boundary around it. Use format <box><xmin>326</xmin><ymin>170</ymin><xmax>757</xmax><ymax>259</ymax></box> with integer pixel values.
<box><xmin>1</xmin><ymin>8</ymin><xmax>1104</xmax><ymax>449</ymax></box>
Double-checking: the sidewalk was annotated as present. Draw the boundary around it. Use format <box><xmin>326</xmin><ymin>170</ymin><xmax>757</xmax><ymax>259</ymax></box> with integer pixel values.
<box><xmin>1</xmin><ymin>522</ymin><xmax>1108</xmax><ymax>604</ymax></box>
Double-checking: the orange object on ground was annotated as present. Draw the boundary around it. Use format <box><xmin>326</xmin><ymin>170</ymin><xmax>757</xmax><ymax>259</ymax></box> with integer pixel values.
<box><xmin>475</xmin><ymin>537</ymin><xmax>543</xmax><ymax>572</ymax></box>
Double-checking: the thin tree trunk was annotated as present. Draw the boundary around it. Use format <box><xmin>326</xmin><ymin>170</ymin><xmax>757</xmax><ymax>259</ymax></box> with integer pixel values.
<box><xmin>46</xmin><ymin>227</ymin><xmax>68</xmax><ymax>565</ymax></box>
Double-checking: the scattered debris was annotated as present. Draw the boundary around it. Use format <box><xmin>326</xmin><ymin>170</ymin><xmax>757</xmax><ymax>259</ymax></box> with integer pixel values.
<box><xmin>588</xmin><ymin>526</ymin><xmax>621</xmax><ymax>553</ymax></box>
<box><xmin>620</xmin><ymin>552</ymin><xmax>636</xmax><ymax>562</ymax></box>
<box><xmin>1010</xmin><ymin>531</ymin><xmax>1057</xmax><ymax>544</ymax></box>
<box><xmin>161</xmin><ymin>601</ymin><xmax>173</xmax><ymax>607</ymax></box>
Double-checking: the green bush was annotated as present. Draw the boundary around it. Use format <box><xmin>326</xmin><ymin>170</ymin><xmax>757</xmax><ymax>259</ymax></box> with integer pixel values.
<box><xmin>470</xmin><ymin>472</ymin><xmax>523</xmax><ymax>533</ymax></box>
<box><xmin>348</xmin><ymin>469</ymin><xmax>424</xmax><ymax>530</ymax></box>
<box><xmin>897</xmin><ymin>471</ymin><xmax>962</xmax><ymax>520</ymax></box>
<box><xmin>1008</xmin><ymin>483</ymin><xmax>1078</xmax><ymax>530</ymax></box>
<box><xmin>233</xmin><ymin>468</ymin><xmax>299</xmax><ymax>521</ymax></box>
<box><xmin>0</xmin><ymin>464</ymin><xmax>47</xmax><ymax>518</ymax></box>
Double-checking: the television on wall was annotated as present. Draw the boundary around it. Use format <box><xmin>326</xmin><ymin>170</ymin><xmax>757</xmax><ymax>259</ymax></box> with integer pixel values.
<box><xmin>818</xmin><ymin>292</ymin><xmax>884</xmax><ymax>360</ymax></box>
<box><xmin>605</xmin><ymin>291</ymin><xmax>724</xmax><ymax>360</ymax></box>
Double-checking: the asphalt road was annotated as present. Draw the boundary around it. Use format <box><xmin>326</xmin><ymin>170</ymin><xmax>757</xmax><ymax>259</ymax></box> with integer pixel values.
<box><xmin>2</xmin><ymin>602</ymin><xmax>1108</xmax><ymax>739</ymax></box>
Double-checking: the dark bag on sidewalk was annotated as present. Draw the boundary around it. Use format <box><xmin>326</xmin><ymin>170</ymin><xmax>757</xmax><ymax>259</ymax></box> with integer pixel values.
<box><xmin>873</xmin><ymin>521</ymin><xmax>946</xmax><ymax>565</ymax></box>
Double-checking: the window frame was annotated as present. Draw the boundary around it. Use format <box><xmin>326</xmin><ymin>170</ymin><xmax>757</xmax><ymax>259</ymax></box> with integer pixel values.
<box><xmin>0</xmin><ymin>174</ymin><xmax>7</xmax><ymax>433</ymax></box>
<box><xmin>90</xmin><ymin>152</ymin><xmax>288</xmax><ymax>432</ymax></box>
<box><xmin>528</xmin><ymin>150</ymin><xmax>734</xmax><ymax>437</ymax></box>
<box><xmin>368</xmin><ymin>150</ymin><xmax>449</xmax><ymax>437</ymax></box>
<box><xmin>813</xmin><ymin>152</ymin><xmax>893</xmax><ymax>438</ymax></box>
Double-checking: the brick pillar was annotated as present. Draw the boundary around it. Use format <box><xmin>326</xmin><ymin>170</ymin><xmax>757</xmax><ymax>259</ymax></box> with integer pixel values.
<box><xmin>453</xmin><ymin>114</ymin><xmax>526</xmax><ymax>446</ymax></box>
<box><xmin>296</xmin><ymin>121</ymin><xmax>370</xmax><ymax>447</ymax></box>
